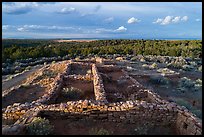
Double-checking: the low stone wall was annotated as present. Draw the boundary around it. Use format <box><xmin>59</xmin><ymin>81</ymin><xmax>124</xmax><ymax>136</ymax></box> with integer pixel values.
<box><xmin>3</xmin><ymin>100</ymin><xmax>178</xmax><ymax>134</ymax></box>
<box><xmin>38</xmin><ymin>100</ymin><xmax>178</xmax><ymax>126</ymax></box>
<box><xmin>2</xmin><ymin>61</ymin><xmax>202</xmax><ymax>135</ymax></box>
<box><xmin>3</xmin><ymin>98</ymin><xmax>202</xmax><ymax>135</ymax></box>
<box><xmin>42</xmin><ymin>63</ymin><xmax>71</xmax><ymax>104</ymax></box>
<box><xmin>176</xmin><ymin>110</ymin><xmax>202</xmax><ymax>135</ymax></box>
<box><xmin>146</xmin><ymin>90</ymin><xmax>170</xmax><ymax>104</ymax></box>
<box><xmin>92</xmin><ymin>64</ymin><xmax>108</xmax><ymax>103</ymax></box>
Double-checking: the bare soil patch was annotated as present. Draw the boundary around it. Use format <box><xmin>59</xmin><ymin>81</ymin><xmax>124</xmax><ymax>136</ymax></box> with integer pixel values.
<box><xmin>131</xmin><ymin>74</ymin><xmax>202</xmax><ymax>119</ymax></box>
<box><xmin>2</xmin><ymin>84</ymin><xmax>46</xmax><ymax>108</ymax></box>
<box><xmin>70</xmin><ymin>63</ymin><xmax>92</xmax><ymax>75</ymax></box>
<box><xmin>55</xmin><ymin>78</ymin><xmax>95</xmax><ymax>103</ymax></box>
<box><xmin>98</xmin><ymin>66</ymin><xmax>147</xmax><ymax>102</ymax></box>
<box><xmin>2</xmin><ymin>65</ymin><xmax>43</xmax><ymax>91</ymax></box>
<box><xmin>39</xmin><ymin>115</ymin><xmax>177</xmax><ymax>135</ymax></box>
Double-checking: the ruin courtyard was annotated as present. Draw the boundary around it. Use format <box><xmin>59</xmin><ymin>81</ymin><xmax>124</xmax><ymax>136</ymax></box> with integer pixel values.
<box><xmin>2</xmin><ymin>57</ymin><xmax>202</xmax><ymax>135</ymax></box>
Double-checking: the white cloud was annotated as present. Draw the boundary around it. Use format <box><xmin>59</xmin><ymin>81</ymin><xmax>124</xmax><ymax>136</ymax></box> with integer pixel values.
<box><xmin>2</xmin><ymin>25</ymin><xmax>10</xmax><ymax>30</ymax></box>
<box><xmin>57</xmin><ymin>7</ymin><xmax>76</xmax><ymax>14</ymax></box>
<box><xmin>153</xmin><ymin>15</ymin><xmax>188</xmax><ymax>25</ymax></box>
<box><xmin>104</xmin><ymin>17</ymin><xmax>114</xmax><ymax>23</ymax></box>
<box><xmin>8</xmin><ymin>25</ymin><xmax>76</xmax><ymax>32</ymax></box>
<box><xmin>3</xmin><ymin>2</ymin><xmax>38</xmax><ymax>14</ymax></box>
<box><xmin>95</xmin><ymin>26</ymin><xmax>127</xmax><ymax>33</ymax></box>
<box><xmin>195</xmin><ymin>19</ymin><xmax>200</xmax><ymax>22</ymax></box>
<box><xmin>181</xmin><ymin>16</ymin><xmax>188</xmax><ymax>21</ymax></box>
<box><xmin>17</xmin><ymin>27</ymin><xmax>27</xmax><ymax>32</ymax></box>
<box><xmin>172</xmin><ymin>16</ymin><xmax>181</xmax><ymax>23</ymax></box>
<box><xmin>127</xmin><ymin>17</ymin><xmax>140</xmax><ymax>24</ymax></box>
<box><xmin>115</xmin><ymin>26</ymin><xmax>127</xmax><ymax>32</ymax></box>
<box><xmin>153</xmin><ymin>18</ymin><xmax>163</xmax><ymax>24</ymax></box>
<box><xmin>161</xmin><ymin>16</ymin><xmax>173</xmax><ymax>25</ymax></box>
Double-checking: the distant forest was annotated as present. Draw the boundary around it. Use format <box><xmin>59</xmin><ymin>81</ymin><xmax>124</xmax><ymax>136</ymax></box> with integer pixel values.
<box><xmin>2</xmin><ymin>39</ymin><xmax>202</xmax><ymax>63</ymax></box>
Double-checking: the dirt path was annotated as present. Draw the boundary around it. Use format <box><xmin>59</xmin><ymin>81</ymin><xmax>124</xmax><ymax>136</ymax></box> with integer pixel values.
<box><xmin>2</xmin><ymin>65</ymin><xmax>43</xmax><ymax>91</ymax></box>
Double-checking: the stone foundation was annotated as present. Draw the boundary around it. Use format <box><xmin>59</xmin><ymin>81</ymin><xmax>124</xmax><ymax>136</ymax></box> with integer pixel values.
<box><xmin>2</xmin><ymin>59</ymin><xmax>202</xmax><ymax>135</ymax></box>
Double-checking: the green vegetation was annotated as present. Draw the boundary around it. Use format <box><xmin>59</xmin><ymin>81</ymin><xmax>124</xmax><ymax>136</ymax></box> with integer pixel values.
<box><xmin>26</xmin><ymin>117</ymin><xmax>53</xmax><ymax>135</ymax></box>
<box><xmin>149</xmin><ymin>75</ymin><xmax>169</xmax><ymax>85</ymax></box>
<box><xmin>2</xmin><ymin>39</ymin><xmax>202</xmax><ymax>63</ymax></box>
<box><xmin>177</xmin><ymin>77</ymin><xmax>201</xmax><ymax>93</ymax></box>
<box><xmin>157</xmin><ymin>68</ymin><xmax>177</xmax><ymax>75</ymax></box>
<box><xmin>89</xmin><ymin>128</ymin><xmax>111</xmax><ymax>135</ymax></box>
<box><xmin>62</xmin><ymin>87</ymin><xmax>83</xmax><ymax>99</ymax></box>
<box><xmin>198</xmin><ymin>65</ymin><xmax>202</xmax><ymax>72</ymax></box>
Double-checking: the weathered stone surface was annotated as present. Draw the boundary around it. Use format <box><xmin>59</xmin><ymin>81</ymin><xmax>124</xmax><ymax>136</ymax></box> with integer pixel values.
<box><xmin>2</xmin><ymin>60</ymin><xmax>202</xmax><ymax>135</ymax></box>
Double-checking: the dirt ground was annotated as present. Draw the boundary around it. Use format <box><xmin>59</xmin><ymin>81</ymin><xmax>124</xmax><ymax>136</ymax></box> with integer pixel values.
<box><xmin>98</xmin><ymin>67</ymin><xmax>146</xmax><ymax>102</ymax></box>
<box><xmin>44</xmin><ymin>117</ymin><xmax>177</xmax><ymax>135</ymax></box>
<box><xmin>2</xmin><ymin>84</ymin><xmax>46</xmax><ymax>108</ymax></box>
<box><xmin>130</xmin><ymin>73</ymin><xmax>202</xmax><ymax>119</ymax></box>
<box><xmin>70</xmin><ymin>64</ymin><xmax>91</xmax><ymax>75</ymax></box>
<box><xmin>2</xmin><ymin>65</ymin><xmax>43</xmax><ymax>91</ymax></box>
<box><xmin>55</xmin><ymin>78</ymin><xmax>95</xmax><ymax>103</ymax></box>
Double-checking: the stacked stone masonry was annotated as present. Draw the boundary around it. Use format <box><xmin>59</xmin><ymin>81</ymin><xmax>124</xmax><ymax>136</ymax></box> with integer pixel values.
<box><xmin>2</xmin><ymin>59</ymin><xmax>202</xmax><ymax>135</ymax></box>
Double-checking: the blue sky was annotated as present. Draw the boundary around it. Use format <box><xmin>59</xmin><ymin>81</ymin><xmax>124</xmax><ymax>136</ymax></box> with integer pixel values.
<box><xmin>2</xmin><ymin>2</ymin><xmax>202</xmax><ymax>39</ymax></box>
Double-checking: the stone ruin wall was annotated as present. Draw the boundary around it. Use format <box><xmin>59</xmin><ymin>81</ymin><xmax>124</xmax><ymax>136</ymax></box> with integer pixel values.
<box><xmin>3</xmin><ymin>99</ymin><xmax>202</xmax><ymax>135</ymax></box>
<box><xmin>2</xmin><ymin>62</ymin><xmax>71</xmax><ymax>122</ymax></box>
<box><xmin>2</xmin><ymin>60</ymin><xmax>202</xmax><ymax>135</ymax></box>
<box><xmin>92</xmin><ymin>64</ymin><xmax>108</xmax><ymax>103</ymax></box>
<box><xmin>176</xmin><ymin>109</ymin><xmax>202</xmax><ymax>135</ymax></box>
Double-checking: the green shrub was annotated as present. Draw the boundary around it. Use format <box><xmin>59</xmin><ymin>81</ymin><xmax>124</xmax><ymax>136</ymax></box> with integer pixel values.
<box><xmin>195</xmin><ymin>79</ymin><xmax>202</xmax><ymax>86</ymax></box>
<box><xmin>8</xmin><ymin>75</ymin><xmax>14</xmax><ymax>80</ymax></box>
<box><xmin>179</xmin><ymin>77</ymin><xmax>194</xmax><ymax>88</ymax></box>
<box><xmin>167</xmin><ymin>57</ymin><xmax>187</xmax><ymax>69</ymax></box>
<box><xmin>149</xmin><ymin>75</ymin><xmax>169</xmax><ymax>85</ymax></box>
<box><xmin>177</xmin><ymin>77</ymin><xmax>201</xmax><ymax>92</ymax></box>
<box><xmin>182</xmin><ymin>65</ymin><xmax>194</xmax><ymax>71</ymax></box>
<box><xmin>126</xmin><ymin>66</ymin><xmax>134</xmax><ymax>71</ymax></box>
<box><xmin>198</xmin><ymin>65</ymin><xmax>202</xmax><ymax>72</ymax></box>
<box><xmin>62</xmin><ymin>87</ymin><xmax>83</xmax><ymax>99</ymax></box>
<box><xmin>149</xmin><ymin>63</ymin><xmax>158</xmax><ymax>69</ymax></box>
<box><xmin>157</xmin><ymin>68</ymin><xmax>177</xmax><ymax>74</ymax></box>
<box><xmin>51</xmin><ymin>61</ymin><xmax>56</xmax><ymax>64</ymax></box>
<box><xmin>142</xmin><ymin>64</ymin><xmax>149</xmax><ymax>69</ymax></box>
<box><xmin>89</xmin><ymin>128</ymin><xmax>111</xmax><ymax>135</ymax></box>
<box><xmin>194</xmin><ymin>79</ymin><xmax>202</xmax><ymax>91</ymax></box>
<box><xmin>189</xmin><ymin>61</ymin><xmax>197</xmax><ymax>66</ymax></box>
<box><xmin>26</xmin><ymin>117</ymin><xmax>53</xmax><ymax>135</ymax></box>
<box><xmin>130</xmin><ymin>56</ymin><xmax>137</xmax><ymax>61</ymax></box>
<box><xmin>140</xmin><ymin>58</ymin><xmax>146</xmax><ymax>62</ymax></box>
<box><xmin>25</xmin><ymin>66</ymin><xmax>32</xmax><ymax>70</ymax></box>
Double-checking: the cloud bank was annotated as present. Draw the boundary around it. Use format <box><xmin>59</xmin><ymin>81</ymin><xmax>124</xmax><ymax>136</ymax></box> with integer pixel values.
<box><xmin>153</xmin><ymin>15</ymin><xmax>188</xmax><ymax>25</ymax></box>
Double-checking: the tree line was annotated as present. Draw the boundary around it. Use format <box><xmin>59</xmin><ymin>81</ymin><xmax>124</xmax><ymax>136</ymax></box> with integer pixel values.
<box><xmin>2</xmin><ymin>39</ymin><xmax>202</xmax><ymax>63</ymax></box>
